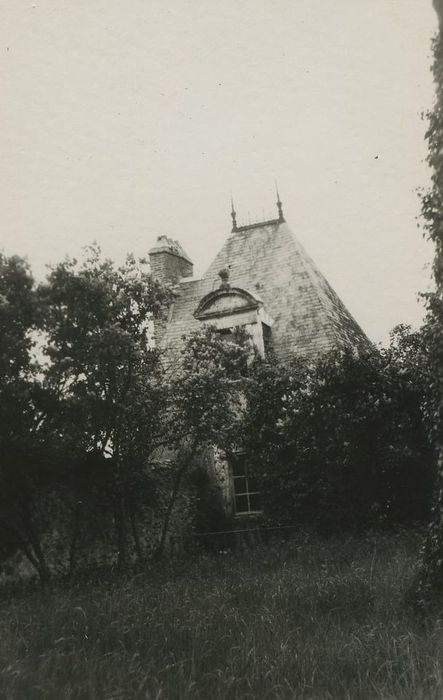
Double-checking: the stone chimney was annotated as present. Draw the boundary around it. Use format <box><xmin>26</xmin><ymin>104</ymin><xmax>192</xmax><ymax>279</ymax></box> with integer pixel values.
<box><xmin>148</xmin><ymin>235</ymin><xmax>193</xmax><ymax>286</ymax></box>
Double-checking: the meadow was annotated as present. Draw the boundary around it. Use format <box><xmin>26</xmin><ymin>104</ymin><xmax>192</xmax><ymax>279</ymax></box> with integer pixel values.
<box><xmin>1</xmin><ymin>530</ymin><xmax>442</xmax><ymax>700</ymax></box>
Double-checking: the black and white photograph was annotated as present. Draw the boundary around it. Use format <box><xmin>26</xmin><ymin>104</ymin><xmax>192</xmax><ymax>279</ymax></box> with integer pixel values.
<box><xmin>1</xmin><ymin>1</ymin><xmax>443</xmax><ymax>698</ymax></box>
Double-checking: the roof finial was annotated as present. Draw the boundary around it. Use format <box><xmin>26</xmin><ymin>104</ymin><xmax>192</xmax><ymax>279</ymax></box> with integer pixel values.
<box><xmin>230</xmin><ymin>195</ymin><xmax>238</xmax><ymax>232</ymax></box>
<box><xmin>275</xmin><ymin>182</ymin><xmax>285</xmax><ymax>223</ymax></box>
<box><xmin>218</xmin><ymin>268</ymin><xmax>230</xmax><ymax>289</ymax></box>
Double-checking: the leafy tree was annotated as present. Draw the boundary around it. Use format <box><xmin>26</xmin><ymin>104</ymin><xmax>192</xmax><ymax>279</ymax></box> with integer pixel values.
<box><xmin>155</xmin><ymin>325</ymin><xmax>252</xmax><ymax>558</ymax></box>
<box><xmin>413</xmin><ymin>0</ymin><xmax>443</xmax><ymax>601</ymax></box>
<box><xmin>38</xmin><ymin>246</ymin><xmax>171</xmax><ymax>569</ymax></box>
<box><xmin>0</xmin><ymin>254</ymin><xmax>56</xmax><ymax>580</ymax></box>
<box><xmin>0</xmin><ymin>254</ymin><xmax>36</xmax><ymax>378</ymax></box>
<box><xmin>242</xmin><ymin>329</ymin><xmax>433</xmax><ymax>531</ymax></box>
<box><xmin>156</xmin><ymin>322</ymin><xmax>431</xmax><ymax>556</ymax></box>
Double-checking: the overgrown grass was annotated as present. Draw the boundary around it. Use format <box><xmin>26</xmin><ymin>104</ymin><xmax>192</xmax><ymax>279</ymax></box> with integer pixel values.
<box><xmin>1</xmin><ymin>530</ymin><xmax>443</xmax><ymax>699</ymax></box>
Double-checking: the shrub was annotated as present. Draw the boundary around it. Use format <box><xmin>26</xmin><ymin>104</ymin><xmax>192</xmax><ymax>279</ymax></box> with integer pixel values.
<box><xmin>242</xmin><ymin>327</ymin><xmax>434</xmax><ymax>531</ymax></box>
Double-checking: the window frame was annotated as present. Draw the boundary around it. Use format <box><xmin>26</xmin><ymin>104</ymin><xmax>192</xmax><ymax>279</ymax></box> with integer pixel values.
<box><xmin>230</xmin><ymin>452</ymin><xmax>262</xmax><ymax>517</ymax></box>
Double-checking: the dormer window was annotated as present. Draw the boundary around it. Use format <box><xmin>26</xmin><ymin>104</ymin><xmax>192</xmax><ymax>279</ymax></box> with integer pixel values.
<box><xmin>194</xmin><ymin>274</ymin><xmax>274</xmax><ymax>357</ymax></box>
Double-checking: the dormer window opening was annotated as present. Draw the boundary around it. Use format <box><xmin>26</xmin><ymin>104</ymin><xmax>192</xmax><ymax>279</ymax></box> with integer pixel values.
<box><xmin>262</xmin><ymin>323</ymin><xmax>272</xmax><ymax>357</ymax></box>
<box><xmin>194</xmin><ymin>283</ymin><xmax>274</xmax><ymax>359</ymax></box>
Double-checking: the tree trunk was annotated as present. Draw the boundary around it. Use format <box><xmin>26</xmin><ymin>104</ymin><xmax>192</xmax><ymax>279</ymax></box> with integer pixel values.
<box><xmin>68</xmin><ymin>501</ymin><xmax>83</xmax><ymax>578</ymax></box>
<box><xmin>18</xmin><ymin>537</ymin><xmax>44</xmax><ymax>579</ymax></box>
<box><xmin>21</xmin><ymin>512</ymin><xmax>51</xmax><ymax>583</ymax></box>
<box><xmin>114</xmin><ymin>495</ymin><xmax>129</xmax><ymax>570</ymax></box>
<box><xmin>414</xmin><ymin>447</ymin><xmax>443</xmax><ymax>603</ymax></box>
<box><xmin>129</xmin><ymin>507</ymin><xmax>143</xmax><ymax>561</ymax></box>
<box><xmin>155</xmin><ymin>444</ymin><xmax>197</xmax><ymax>560</ymax></box>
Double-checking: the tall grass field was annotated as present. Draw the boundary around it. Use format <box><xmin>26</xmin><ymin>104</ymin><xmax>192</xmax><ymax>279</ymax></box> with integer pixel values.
<box><xmin>1</xmin><ymin>531</ymin><xmax>442</xmax><ymax>699</ymax></box>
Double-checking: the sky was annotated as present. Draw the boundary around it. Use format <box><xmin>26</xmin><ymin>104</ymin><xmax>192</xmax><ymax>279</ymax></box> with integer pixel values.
<box><xmin>0</xmin><ymin>0</ymin><xmax>438</xmax><ymax>345</ymax></box>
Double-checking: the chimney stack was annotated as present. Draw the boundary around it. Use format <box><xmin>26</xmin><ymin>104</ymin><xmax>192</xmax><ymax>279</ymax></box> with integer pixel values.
<box><xmin>148</xmin><ymin>235</ymin><xmax>193</xmax><ymax>286</ymax></box>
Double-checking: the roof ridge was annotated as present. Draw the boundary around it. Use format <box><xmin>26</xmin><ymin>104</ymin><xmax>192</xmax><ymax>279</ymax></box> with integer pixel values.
<box><xmin>234</xmin><ymin>218</ymin><xmax>282</xmax><ymax>233</ymax></box>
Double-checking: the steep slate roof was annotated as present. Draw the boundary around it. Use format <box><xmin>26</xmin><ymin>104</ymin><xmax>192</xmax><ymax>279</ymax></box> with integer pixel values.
<box><xmin>158</xmin><ymin>219</ymin><xmax>371</xmax><ymax>364</ymax></box>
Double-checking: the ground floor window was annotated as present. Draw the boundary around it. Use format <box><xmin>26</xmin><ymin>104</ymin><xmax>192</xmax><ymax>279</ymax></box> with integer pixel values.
<box><xmin>231</xmin><ymin>452</ymin><xmax>262</xmax><ymax>516</ymax></box>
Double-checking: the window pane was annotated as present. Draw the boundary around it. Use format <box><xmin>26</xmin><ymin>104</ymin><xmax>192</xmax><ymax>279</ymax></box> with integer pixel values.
<box><xmin>247</xmin><ymin>476</ymin><xmax>259</xmax><ymax>492</ymax></box>
<box><xmin>235</xmin><ymin>495</ymin><xmax>249</xmax><ymax>514</ymax></box>
<box><xmin>249</xmin><ymin>493</ymin><xmax>262</xmax><ymax>512</ymax></box>
<box><xmin>232</xmin><ymin>456</ymin><xmax>246</xmax><ymax>477</ymax></box>
<box><xmin>233</xmin><ymin>476</ymin><xmax>247</xmax><ymax>494</ymax></box>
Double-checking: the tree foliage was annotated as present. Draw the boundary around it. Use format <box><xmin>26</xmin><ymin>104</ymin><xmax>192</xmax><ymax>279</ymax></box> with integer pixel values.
<box><xmin>242</xmin><ymin>327</ymin><xmax>433</xmax><ymax>531</ymax></box>
<box><xmin>414</xmin><ymin>5</ymin><xmax>443</xmax><ymax>601</ymax></box>
<box><xmin>155</xmin><ymin>325</ymin><xmax>252</xmax><ymax>558</ymax></box>
<box><xmin>37</xmin><ymin>246</ymin><xmax>172</xmax><ymax>570</ymax></box>
<box><xmin>0</xmin><ymin>254</ymin><xmax>36</xmax><ymax>378</ymax></box>
<box><xmin>0</xmin><ymin>254</ymin><xmax>56</xmax><ymax>580</ymax></box>
<box><xmin>0</xmin><ymin>246</ymin><xmax>436</xmax><ymax>580</ymax></box>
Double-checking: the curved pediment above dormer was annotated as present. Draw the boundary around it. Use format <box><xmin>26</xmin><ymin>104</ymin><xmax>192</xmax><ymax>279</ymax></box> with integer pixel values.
<box><xmin>194</xmin><ymin>287</ymin><xmax>263</xmax><ymax>321</ymax></box>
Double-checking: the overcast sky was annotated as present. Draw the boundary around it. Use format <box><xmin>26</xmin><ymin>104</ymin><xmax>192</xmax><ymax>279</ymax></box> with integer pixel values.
<box><xmin>0</xmin><ymin>1</ymin><xmax>438</xmax><ymax>344</ymax></box>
